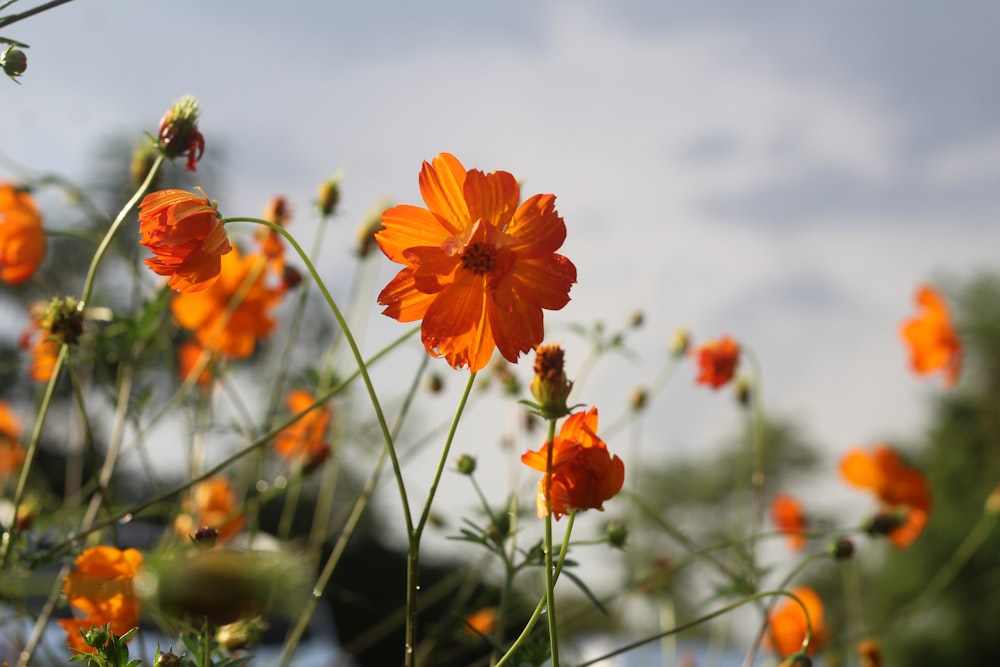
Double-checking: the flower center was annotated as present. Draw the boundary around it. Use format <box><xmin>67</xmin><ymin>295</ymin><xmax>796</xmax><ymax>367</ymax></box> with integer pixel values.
<box><xmin>460</xmin><ymin>242</ymin><xmax>497</xmax><ymax>275</ymax></box>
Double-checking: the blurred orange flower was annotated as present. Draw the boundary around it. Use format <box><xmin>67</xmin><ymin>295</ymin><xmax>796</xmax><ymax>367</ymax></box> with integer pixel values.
<box><xmin>464</xmin><ymin>607</ymin><xmax>497</xmax><ymax>636</ymax></box>
<box><xmin>254</xmin><ymin>196</ymin><xmax>291</xmax><ymax>276</ymax></box>
<box><xmin>171</xmin><ymin>247</ymin><xmax>282</xmax><ymax>359</ymax></box>
<box><xmin>177</xmin><ymin>339</ymin><xmax>215</xmax><ymax>387</ymax></box>
<box><xmin>0</xmin><ymin>400</ymin><xmax>26</xmax><ymax>478</ymax></box>
<box><xmin>840</xmin><ymin>444</ymin><xmax>932</xmax><ymax>547</ymax></box>
<box><xmin>900</xmin><ymin>284</ymin><xmax>961</xmax><ymax>387</ymax></box>
<box><xmin>138</xmin><ymin>189</ymin><xmax>232</xmax><ymax>292</ymax></box>
<box><xmin>521</xmin><ymin>407</ymin><xmax>624</xmax><ymax>520</ymax></box>
<box><xmin>694</xmin><ymin>335</ymin><xmax>740</xmax><ymax>389</ymax></box>
<box><xmin>19</xmin><ymin>303</ymin><xmax>60</xmax><ymax>382</ymax></box>
<box><xmin>376</xmin><ymin>153</ymin><xmax>577</xmax><ymax>372</ymax></box>
<box><xmin>58</xmin><ymin>545</ymin><xmax>143</xmax><ymax>653</ymax></box>
<box><xmin>273</xmin><ymin>390</ymin><xmax>331</xmax><ymax>467</ymax></box>
<box><xmin>0</xmin><ymin>183</ymin><xmax>46</xmax><ymax>285</ymax></box>
<box><xmin>175</xmin><ymin>476</ymin><xmax>245</xmax><ymax>544</ymax></box>
<box><xmin>766</xmin><ymin>586</ymin><xmax>828</xmax><ymax>658</ymax></box>
<box><xmin>770</xmin><ymin>494</ymin><xmax>807</xmax><ymax>551</ymax></box>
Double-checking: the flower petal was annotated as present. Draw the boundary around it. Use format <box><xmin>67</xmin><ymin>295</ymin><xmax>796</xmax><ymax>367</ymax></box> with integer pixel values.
<box><xmin>464</xmin><ymin>168</ymin><xmax>519</xmax><ymax>230</ymax></box>
<box><xmin>419</xmin><ymin>153</ymin><xmax>469</xmax><ymax>231</ymax></box>
<box><xmin>377</xmin><ymin>204</ymin><xmax>456</xmax><ymax>264</ymax></box>
<box><xmin>507</xmin><ymin>194</ymin><xmax>566</xmax><ymax>255</ymax></box>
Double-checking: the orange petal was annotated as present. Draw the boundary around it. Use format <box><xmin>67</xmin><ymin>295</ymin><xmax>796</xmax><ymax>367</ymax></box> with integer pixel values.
<box><xmin>839</xmin><ymin>448</ymin><xmax>882</xmax><ymax>491</ymax></box>
<box><xmin>464</xmin><ymin>168</ymin><xmax>519</xmax><ymax>230</ymax></box>
<box><xmin>418</xmin><ymin>153</ymin><xmax>468</xmax><ymax>231</ymax></box>
<box><xmin>507</xmin><ymin>194</ymin><xmax>566</xmax><ymax>256</ymax></box>
<box><xmin>376</xmin><ymin>204</ymin><xmax>455</xmax><ymax>264</ymax></box>
<box><xmin>378</xmin><ymin>268</ymin><xmax>439</xmax><ymax>322</ymax></box>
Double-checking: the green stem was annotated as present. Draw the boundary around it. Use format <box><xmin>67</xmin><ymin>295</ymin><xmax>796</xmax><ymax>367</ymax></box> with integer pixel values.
<box><xmin>0</xmin><ymin>0</ymin><xmax>78</xmax><ymax>29</ymax></box>
<box><xmin>743</xmin><ymin>347</ymin><xmax>766</xmax><ymax>587</ymax></box>
<box><xmin>542</xmin><ymin>417</ymin><xmax>561</xmax><ymax>667</ymax></box>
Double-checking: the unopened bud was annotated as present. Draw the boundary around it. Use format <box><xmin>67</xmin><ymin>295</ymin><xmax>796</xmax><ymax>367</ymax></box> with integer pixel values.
<box><xmin>82</xmin><ymin>623</ymin><xmax>110</xmax><ymax>648</ymax></box>
<box><xmin>827</xmin><ymin>536</ymin><xmax>855</xmax><ymax>560</ymax></box>
<box><xmin>669</xmin><ymin>328</ymin><xmax>690</xmax><ymax>357</ymax></box>
<box><xmin>354</xmin><ymin>200</ymin><xmax>390</xmax><ymax>258</ymax></box>
<box><xmin>2</xmin><ymin>46</ymin><xmax>27</xmax><ymax>80</ymax></box>
<box><xmin>155</xmin><ymin>651</ymin><xmax>182</xmax><ymax>667</ymax></box>
<box><xmin>427</xmin><ymin>373</ymin><xmax>444</xmax><ymax>394</ymax></box>
<box><xmin>282</xmin><ymin>265</ymin><xmax>303</xmax><ymax>291</ymax></box>
<box><xmin>317</xmin><ymin>175</ymin><xmax>342</xmax><ymax>217</ymax></box>
<box><xmin>606</xmin><ymin>521</ymin><xmax>628</xmax><ymax>548</ymax></box>
<box><xmin>529</xmin><ymin>344</ymin><xmax>573</xmax><ymax>419</ymax></box>
<box><xmin>629</xmin><ymin>386</ymin><xmax>648</xmax><ymax>411</ymax></box>
<box><xmin>863</xmin><ymin>511</ymin><xmax>905</xmax><ymax>538</ymax></box>
<box><xmin>456</xmin><ymin>454</ymin><xmax>477</xmax><ymax>475</ymax></box>
<box><xmin>192</xmin><ymin>525</ymin><xmax>219</xmax><ymax>549</ymax></box>
<box><xmin>216</xmin><ymin>616</ymin><xmax>267</xmax><ymax>652</ymax></box>
<box><xmin>627</xmin><ymin>310</ymin><xmax>644</xmax><ymax>328</ymax></box>
<box><xmin>734</xmin><ymin>377</ymin><xmax>751</xmax><ymax>407</ymax></box>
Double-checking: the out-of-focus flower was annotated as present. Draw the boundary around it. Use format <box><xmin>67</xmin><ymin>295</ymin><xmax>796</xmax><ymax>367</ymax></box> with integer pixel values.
<box><xmin>766</xmin><ymin>586</ymin><xmax>828</xmax><ymax>659</ymax></box>
<box><xmin>771</xmin><ymin>494</ymin><xmax>808</xmax><ymax>551</ymax></box>
<box><xmin>175</xmin><ymin>476</ymin><xmax>245</xmax><ymax>544</ymax></box>
<box><xmin>58</xmin><ymin>546</ymin><xmax>143</xmax><ymax>654</ymax></box>
<box><xmin>19</xmin><ymin>299</ymin><xmax>72</xmax><ymax>382</ymax></box>
<box><xmin>521</xmin><ymin>407</ymin><xmax>624</xmax><ymax>520</ymax></box>
<box><xmin>355</xmin><ymin>200</ymin><xmax>390</xmax><ymax>258</ymax></box>
<box><xmin>171</xmin><ymin>247</ymin><xmax>282</xmax><ymax>359</ymax></box>
<box><xmin>693</xmin><ymin>335</ymin><xmax>740</xmax><ymax>389</ymax></box>
<box><xmin>857</xmin><ymin>639</ymin><xmax>884</xmax><ymax>667</ymax></box>
<box><xmin>0</xmin><ymin>400</ymin><xmax>26</xmax><ymax>478</ymax></box>
<box><xmin>273</xmin><ymin>390</ymin><xmax>331</xmax><ymax>468</ymax></box>
<box><xmin>317</xmin><ymin>174</ymin><xmax>342</xmax><ymax>217</ymax></box>
<box><xmin>840</xmin><ymin>444</ymin><xmax>932</xmax><ymax>548</ymax></box>
<box><xmin>0</xmin><ymin>183</ymin><xmax>46</xmax><ymax>285</ymax></box>
<box><xmin>900</xmin><ymin>284</ymin><xmax>961</xmax><ymax>387</ymax></box>
<box><xmin>254</xmin><ymin>196</ymin><xmax>291</xmax><ymax>275</ymax></box>
<box><xmin>177</xmin><ymin>339</ymin><xmax>215</xmax><ymax>387</ymax></box>
<box><xmin>376</xmin><ymin>153</ymin><xmax>577</xmax><ymax>372</ymax></box>
<box><xmin>464</xmin><ymin>607</ymin><xmax>497</xmax><ymax>636</ymax></box>
<box><xmin>157</xmin><ymin>95</ymin><xmax>205</xmax><ymax>171</ymax></box>
<box><xmin>139</xmin><ymin>189</ymin><xmax>232</xmax><ymax>292</ymax></box>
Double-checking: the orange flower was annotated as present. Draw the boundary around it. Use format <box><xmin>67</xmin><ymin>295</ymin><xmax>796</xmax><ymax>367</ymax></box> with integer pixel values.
<box><xmin>693</xmin><ymin>335</ymin><xmax>740</xmax><ymax>389</ymax></box>
<box><xmin>175</xmin><ymin>476</ymin><xmax>245</xmax><ymax>543</ymax></box>
<box><xmin>0</xmin><ymin>400</ymin><xmax>26</xmax><ymax>478</ymax></box>
<box><xmin>376</xmin><ymin>153</ymin><xmax>577</xmax><ymax>372</ymax></box>
<box><xmin>0</xmin><ymin>183</ymin><xmax>46</xmax><ymax>285</ymax></box>
<box><xmin>171</xmin><ymin>247</ymin><xmax>282</xmax><ymax>358</ymax></box>
<box><xmin>138</xmin><ymin>189</ymin><xmax>232</xmax><ymax>292</ymax></box>
<box><xmin>464</xmin><ymin>607</ymin><xmax>498</xmax><ymax>636</ymax></box>
<box><xmin>521</xmin><ymin>407</ymin><xmax>624</xmax><ymax>520</ymax></box>
<box><xmin>273</xmin><ymin>390</ymin><xmax>331</xmax><ymax>467</ymax></box>
<box><xmin>900</xmin><ymin>285</ymin><xmax>961</xmax><ymax>387</ymax></box>
<box><xmin>177</xmin><ymin>339</ymin><xmax>215</xmax><ymax>387</ymax></box>
<box><xmin>840</xmin><ymin>444</ymin><xmax>932</xmax><ymax>547</ymax></box>
<box><xmin>254</xmin><ymin>196</ymin><xmax>291</xmax><ymax>276</ymax></box>
<box><xmin>19</xmin><ymin>302</ymin><xmax>60</xmax><ymax>382</ymax></box>
<box><xmin>766</xmin><ymin>586</ymin><xmax>828</xmax><ymax>658</ymax></box>
<box><xmin>770</xmin><ymin>494</ymin><xmax>807</xmax><ymax>551</ymax></box>
<box><xmin>858</xmin><ymin>639</ymin><xmax>884</xmax><ymax>667</ymax></box>
<box><xmin>59</xmin><ymin>545</ymin><xmax>143</xmax><ymax>653</ymax></box>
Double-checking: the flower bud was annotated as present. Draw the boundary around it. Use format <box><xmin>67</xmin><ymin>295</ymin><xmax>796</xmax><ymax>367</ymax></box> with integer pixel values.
<box><xmin>529</xmin><ymin>344</ymin><xmax>573</xmax><ymax>419</ymax></box>
<box><xmin>734</xmin><ymin>377</ymin><xmax>751</xmax><ymax>407</ymax></box>
<box><xmin>216</xmin><ymin>616</ymin><xmax>267</xmax><ymax>652</ymax></box>
<box><xmin>354</xmin><ymin>200</ymin><xmax>390</xmax><ymax>258</ymax></box>
<box><xmin>32</xmin><ymin>296</ymin><xmax>84</xmax><ymax>346</ymax></box>
<box><xmin>317</xmin><ymin>175</ymin><xmax>342</xmax><ymax>217</ymax></box>
<box><xmin>488</xmin><ymin>512</ymin><xmax>511</xmax><ymax>544</ymax></box>
<box><xmin>456</xmin><ymin>454</ymin><xmax>477</xmax><ymax>475</ymax></box>
<box><xmin>669</xmin><ymin>328</ymin><xmax>690</xmax><ymax>357</ymax></box>
<box><xmin>155</xmin><ymin>651</ymin><xmax>182</xmax><ymax>667</ymax></box>
<box><xmin>863</xmin><ymin>511</ymin><xmax>905</xmax><ymax>538</ymax></box>
<box><xmin>282</xmin><ymin>265</ymin><xmax>303</xmax><ymax>290</ymax></box>
<box><xmin>262</xmin><ymin>196</ymin><xmax>292</xmax><ymax>227</ymax></box>
<box><xmin>629</xmin><ymin>386</ymin><xmax>648</xmax><ymax>411</ymax></box>
<box><xmin>427</xmin><ymin>373</ymin><xmax>444</xmax><ymax>394</ymax></box>
<box><xmin>82</xmin><ymin>623</ymin><xmax>110</xmax><ymax>648</ymax></box>
<box><xmin>157</xmin><ymin>95</ymin><xmax>205</xmax><ymax>171</ymax></box>
<box><xmin>192</xmin><ymin>525</ymin><xmax>219</xmax><ymax>549</ymax></box>
<box><xmin>2</xmin><ymin>46</ymin><xmax>27</xmax><ymax>80</ymax></box>
<box><xmin>827</xmin><ymin>536</ymin><xmax>855</xmax><ymax>560</ymax></box>
<box><xmin>605</xmin><ymin>520</ymin><xmax>628</xmax><ymax>549</ymax></box>
<box><xmin>627</xmin><ymin>310</ymin><xmax>644</xmax><ymax>328</ymax></box>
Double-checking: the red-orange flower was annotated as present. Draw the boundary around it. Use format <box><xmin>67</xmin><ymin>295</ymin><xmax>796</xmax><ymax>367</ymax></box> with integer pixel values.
<box><xmin>900</xmin><ymin>285</ymin><xmax>961</xmax><ymax>387</ymax></box>
<box><xmin>693</xmin><ymin>335</ymin><xmax>740</xmax><ymax>389</ymax></box>
<box><xmin>770</xmin><ymin>494</ymin><xmax>807</xmax><ymax>551</ymax></box>
<box><xmin>139</xmin><ymin>189</ymin><xmax>232</xmax><ymax>292</ymax></box>
<box><xmin>0</xmin><ymin>400</ymin><xmax>26</xmax><ymax>478</ymax></box>
<box><xmin>376</xmin><ymin>153</ymin><xmax>577</xmax><ymax>372</ymax></box>
<box><xmin>171</xmin><ymin>247</ymin><xmax>282</xmax><ymax>358</ymax></box>
<box><xmin>175</xmin><ymin>476</ymin><xmax>245</xmax><ymax>544</ymax></box>
<box><xmin>766</xmin><ymin>586</ymin><xmax>828</xmax><ymax>658</ymax></box>
<box><xmin>0</xmin><ymin>183</ymin><xmax>46</xmax><ymax>285</ymax></box>
<box><xmin>273</xmin><ymin>390</ymin><xmax>331</xmax><ymax>467</ymax></box>
<box><xmin>521</xmin><ymin>407</ymin><xmax>624</xmax><ymax>520</ymax></box>
<box><xmin>58</xmin><ymin>545</ymin><xmax>143</xmax><ymax>653</ymax></box>
<box><xmin>19</xmin><ymin>302</ymin><xmax>60</xmax><ymax>382</ymax></box>
<box><xmin>840</xmin><ymin>444</ymin><xmax>932</xmax><ymax>548</ymax></box>
<box><xmin>464</xmin><ymin>607</ymin><xmax>498</xmax><ymax>636</ymax></box>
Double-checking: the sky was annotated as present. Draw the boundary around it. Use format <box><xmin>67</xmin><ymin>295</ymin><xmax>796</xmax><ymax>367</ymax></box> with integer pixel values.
<box><xmin>4</xmin><ymin>0</ymin><xmax>1000</xmax><ymax>656</ymax></box>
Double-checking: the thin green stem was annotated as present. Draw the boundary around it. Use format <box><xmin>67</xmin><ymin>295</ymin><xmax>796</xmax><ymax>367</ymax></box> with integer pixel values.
<box><xmin>542</xmin><ymin>417</ymin><xmax>561</xmax><ymax>667</ymax></box>
<box><xmin>0</xmin><ymin>0</ymin><xmax>78</xmax><ymax>29</ymax></box>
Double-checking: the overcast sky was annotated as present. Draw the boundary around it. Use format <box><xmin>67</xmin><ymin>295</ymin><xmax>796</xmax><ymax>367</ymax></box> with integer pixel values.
<box><xmin>5</xmin><ymin>2</ymin><xmax>1000</xmax><ymax>628</ymax></box>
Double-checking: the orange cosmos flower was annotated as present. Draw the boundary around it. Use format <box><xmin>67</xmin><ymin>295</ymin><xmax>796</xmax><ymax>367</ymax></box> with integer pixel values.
<box><xmin>58</xmin><ymin>545</ymin><xmax>143</xmax><ymax>653</ymax></box>
<box><xmin>273</xmin><ymin>390</ymin><xmax>332</xmax><ymax>467</ymax></box>
<box><xmin>177</xmin><ymin>339</ymin><xmax>216</xmax><ymax>387</ymax></box>
<box><xmin>157</xmin><ymin>95</ymin><xmax>205</xmax><ymax>172</ymax></box>
<box><xmin>376</xmin><ymin>153</ymin><xmax>577</xmax><ymax>372</ymax></box>
<box><xmin>138</xmin><ymin>189</ymin><xmax>232</xmax><ymax>293</ymax></box>
<box><xmin>19</xmin><ymin>302</ymin><xmax>61</xmax><ymax>382</ymax></box>
<box><xmin>0</xmin><ymin>183</ymin><xmax>46</xmax><ymax>285</ymax></box>
<box><xmin>693</xmin><ymin>335</ymin><xmax>740</xmax><ymax>389</ymax></box>
<box><xmin>770</xmin><ymin>494</ymin><xmax>808</xmax><ymax>551</ymax></box>
<box><xmin>521</xmin><ymin>407</ymin><xmax>624</xmax><ymax>520</ymax></box>
<box><xmin>464</xmin><ymin>607</ymin><xmax>498</xmax><ymax>636</ymax></box>
<box><xmin>900</xmin><ymin>284</ymin><xmax>962</xmax><ymax>387</ymax></box>
<box><xmin>175</xmin><ymin>476</ymin><xmax>245</xmax><ymax>544</ymax></box>
<box><xmin>0</xmin><ymin>400</ymin><xmax>26</xmax><ymax>478</ymax></box>
<box><xmin>840</xmin><ymin>444</ymin><xmax>932</xmax><ymax>548</ymax></box>
<box><xmin>171</xmin><ymin>246</ymin><xmax>282</xmax><ymax>358</ymax></box>
<box><xmin>765</xmin><ymin>586</ymin><xmax>829</xmax><ymax>658</ymax></box>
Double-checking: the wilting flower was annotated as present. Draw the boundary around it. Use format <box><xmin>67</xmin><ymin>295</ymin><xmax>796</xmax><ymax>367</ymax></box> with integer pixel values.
<box><xmin>464</xmin><ymin>607</ymin><xmax>497</xmax><ymax>636</ymax></box>
<box><xmin>273</xmin><ymin>390</ymin><xmax>331</xmax><ymax>467</ymax></box>
<box><xmin>0</xmin><ymin>183</ymin><xmax>46</xmax><ymax>285</ymax></box>
<box><xmin>521</xmin><ymin>407</ymin><xmax>624</xmax><ymax>520</ymax></box>
<box><xmin>175</xmin><ymin>476</ymin><xmax>245</xmax><ymax>544</ymax></box>
<box><xmin>766</xmin><ymin>586</ymin><xmax>828</xmax><ymax>658</ymax></box>
<box><xmin>376</xmin><ymin>153</ymin><xmax>577</xmax><ymax>372</ymax></box>
<box><xmin>771</xmin><ymin>494</ymin><xmax>808</xmax><ymax>551</ymax></box>
<box><xmin>0</xmin><ymin>400</ymin><xmax>26</xmax><ymax>478</ymax></box>
<box><xmin>171</xmin><ymin>247</ymin><xmax>282</xmax><ymax>358</ymax></box>
<box><xmin>139</xmin><ymin>189</ymin><xmax>232</xmax><ymax>293</ymax></box>
<box><xmin>157</xmin><ymin>95</ymin><xmax>205</xmax><ymax>171</ymax></box>
<box><xmin>900</xmin><ymin>285</ymin><xmax>961</xmax><ymax>387</ymax></box>
<box><xmin>840</xmin><ymin>444</ymin><xmax>932</xmax><ymax>548</ymax></box>
<box><xmin>693</xmin><ymin>335</ymin><xmax>740</xmax><ymax>389</ymax></box>
<box><xmin>58</xmin><ymin>546</ymin><xmax>144</xmax><ymax>654</ymax></box>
